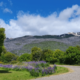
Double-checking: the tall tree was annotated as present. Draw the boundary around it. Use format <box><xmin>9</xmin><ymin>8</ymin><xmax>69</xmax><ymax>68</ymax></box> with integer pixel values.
<box><xmin>0</xmin><ymin>28</ymin><xmax>5</xmax><ymax>56</ymax></box>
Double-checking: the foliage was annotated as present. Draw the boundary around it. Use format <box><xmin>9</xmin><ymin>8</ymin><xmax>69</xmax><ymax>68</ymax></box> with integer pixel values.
<box><xmin>53</xmin><ymin>49</ymin><xmax>66</xmax><ymax>63</ymax></box>
<box><xmin>0</xmin><ymin>28</ymin><xmax>5</xmax><ymax>56</ymax></box>
<box><xmin>0</xmin><ymin>66</ymin><xmax>69</xmax><ymax>80</ymax></box>
<box><xmin>0</xmin><ymin>52</ymin><xmax>17</xmax><ymax>63</ymax></box>
<box><xmin>1</xmin><ymin>46</ymin><xmax>7</xmax><ymax>54</ymax></box>
<box><xmin>10</xmin><ymin>60</ymin><xmax>18</xmax><ymax>64</ymax></box>
<box><xmin>18</xmin><ymin>53</ymin><xmax>32</xmax><ymax>62</ymax></box>
<box><xmin>65</xmin><ymin>46</ymin><xmax>80</xmax><ymax>64</ymax></box>
<box><xmin>30</xmin><ymin>69</ymin><xmax>39</xmax><ymax>77</ymax></box>
<box><xmin>41</xmin><ymin>49</ymin><xmax>54</xmax><ymax>62</ymax></box>
<box><xmin>31</xmin><ymin>47</ymin><xmax>42</xmax><ymax>61</ymax></box>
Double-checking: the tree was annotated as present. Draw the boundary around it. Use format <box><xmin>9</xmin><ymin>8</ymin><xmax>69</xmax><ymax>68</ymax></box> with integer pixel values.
<box><xmin>65</xmin><ymin>46</ymin><xmax>80</xmax><ymax>64</ymax></box>
<box><xmin>0</xmin><ymin>28</ymin><xmax>5</xmax><ymax>56</ymax></box>
<box><xmin>31</xmin><ymin>47</ymin><xmax>42</xmax><ymax>61</ymax></box>
<box><xmin>41</xmin><ymin>49</ymin><xmax>54</xmax><ymax>62</ymax></box>
<box><xmin>53</xmin><ymin>49</ymin><xmax>65</xmax><ymax>63</ymax></box>
<box><xmin>18</xmin><ymin>53</ymin><xmax>32</xmax><ymax>62</ymax></box>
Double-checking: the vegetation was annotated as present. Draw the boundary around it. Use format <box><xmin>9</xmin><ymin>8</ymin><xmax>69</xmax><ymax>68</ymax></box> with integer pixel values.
<box><xmin>34</xmin><ymin>34</ymin><xmax>74</xmax><ymax>39</ymax></box>
<box><xmin>52</xmin><ymin>49</ymin><xmax>66</xmax><ymax>63</ymax></box>
<box><xmin>30</xmin><ymin>45</ymin><xmax>80</xmax><ymax>65</ymax></box>
<box><xmin>0</xmin><ymin>28</ymin><xmax>5</xmax><ymax>56</ymax></box>
<box><xmin>1</xmin><ymin>45</ymin><xmax>80</xmax><ymax>65</ymax></box>
<box><xmin>65</xmin><ymin>46</ymin><xmax>80</xmax><ymax>64</ymax></box>
<box><xmin>18</xmin><ymin>53</ymin><xmax>32</xmax><ymax>62</ymax></box>
<box><xmin>0</xmin><ymin>66</ymin><xmax>68</xmax><ymax>80</ymax></box>
<box><xmin>41</xmin><ymin>49</ymin><xmax>54</xmax><ymax>62</ymax></box>
<box><xmin>0</xmin><ymin>52</ymin><xmax>18</xmax><ymax>63</ymax></box>
<box><xmin>31</xmin><ymin>47</ymin><xmax>42</xmax><ymax>61</ymax></box>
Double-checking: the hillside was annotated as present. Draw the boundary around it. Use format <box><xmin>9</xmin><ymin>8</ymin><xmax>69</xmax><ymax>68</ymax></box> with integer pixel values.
<box><xmin>4</xmin><ymin>35</ymin><xmax>80</xmax><ymax>56</ymax></box>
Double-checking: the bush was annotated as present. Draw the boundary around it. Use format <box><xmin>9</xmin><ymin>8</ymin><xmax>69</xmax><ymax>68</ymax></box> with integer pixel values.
<box><xmin>10</xmin><ymin>60</ymin><xmax>18</xmax><ymax>64</ymax></box>
<box><xmin>65</xmin><ymin>46</ymin><xmax>80</xmax><ymax>64</ymax></box>
<box><xmin>1</xmin><ymin>46</ymin><xmax>7</xmax><ymax>54</ymax></box>
<box><xmin>1</xmin><ymin>52</ymin><xmax>17</xmax><ymax>63</ymax></box>
<box><xmin>41</xmin><ymin>49</ymin><xmax>54</xmax><ymax>62</ymax></box>
<box><xmin>30</xmin><ymin>69</ymin><xmax>39</xmax><ymax>77</ymax></box>
<box><xmin>31</xmin><ymin>47</ymin><xmax>42</xmax><ymax>61</ymax></box>
<box><xmin>53</xmin><ymin>49</ymin><xmax>66</xmax><ymax>63</ymax></box>
<box><xmin>18</xmin><ymin>53</ymin><xmax>32</xmax><ymax>62</ymax></box>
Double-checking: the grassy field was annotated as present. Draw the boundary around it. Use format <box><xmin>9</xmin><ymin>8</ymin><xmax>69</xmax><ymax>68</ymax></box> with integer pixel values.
<box><xmin>0</xmin><ymin>66</ymin><xmax>69</xmax><ymax>80</ymax></box>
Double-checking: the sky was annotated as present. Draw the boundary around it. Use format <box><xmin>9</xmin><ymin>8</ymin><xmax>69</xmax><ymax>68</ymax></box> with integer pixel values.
<box><xmin>0</xmin><ymin>0</ymin><xmax>80</xmax><ymax>38</ymax></box>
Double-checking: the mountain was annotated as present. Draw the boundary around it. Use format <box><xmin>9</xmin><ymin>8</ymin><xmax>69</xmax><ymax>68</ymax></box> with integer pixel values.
<box><xmin>4</xmin><ymin>33</ymin><xmax>80</xmax><ymax>56</ymax></box>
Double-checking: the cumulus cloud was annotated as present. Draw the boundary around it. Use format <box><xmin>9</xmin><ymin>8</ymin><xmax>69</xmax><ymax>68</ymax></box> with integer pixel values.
<box><xmin>0</xmin><ymin>4</ymin><xmax>80</xmax><ymax>38</ymax></box>
<box><xmin>3</xmin><ymin>8</ymin><xmax>12</xmax><ymax>13</ymax></box>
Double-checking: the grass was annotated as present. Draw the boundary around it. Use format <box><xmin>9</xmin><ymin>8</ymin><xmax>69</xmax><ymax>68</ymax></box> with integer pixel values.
<box><xmin>0</xmin><ymin>69</ymin><xmax>34</xmax><ymax>80</ymax></box>
<box><xmin>0</xmin><ymin>66</ymin><xmax>69</xmax><ymax>80</ymax></box>
<box><xmin>53</xmin><ymin>66</ymin><xmax>69</xmax><ymax>75</ymax></box>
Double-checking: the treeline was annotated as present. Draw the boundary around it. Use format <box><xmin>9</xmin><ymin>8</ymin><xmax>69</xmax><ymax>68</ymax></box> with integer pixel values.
<box><xmin>34</xmin><ymin>34</ymin><xmax>74</xmax><ymax>39</ymax></box>
<box><xmin>0</xmin><ymin>45</ymin><xmax>80</xmax><ymax>65</ymax></box>
<box><xmin>27</xmin><ymin>46</ymin><xmax>80</xmax><ymax>65</ymax></box>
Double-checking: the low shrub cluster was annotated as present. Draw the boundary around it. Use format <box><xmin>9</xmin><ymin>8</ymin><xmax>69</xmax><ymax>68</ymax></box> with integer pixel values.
<box><xmin>0</xmin><ymin>52</ymin><xmax>18</xmax><ymax>63</ymax></box>
<box><xmin>18</xmin><ymin>53</ymin><xmax>32</xmax><ymax>62</ymax></box>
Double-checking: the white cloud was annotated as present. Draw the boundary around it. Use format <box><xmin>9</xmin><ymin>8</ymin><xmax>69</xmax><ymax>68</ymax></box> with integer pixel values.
<box><xmin>1</xmin><ymin>4</ymin><xmax>80</xmax><ymax>38</ymax></box>
<box><xmin>0</xmin><ymin>2</ymin><xmax>3</xmax><ymax>6</ymax></box>
<box><xmin>3</xmin><ymin>8</ymin><xmax>12</xmax><ymax>13</ymax></box>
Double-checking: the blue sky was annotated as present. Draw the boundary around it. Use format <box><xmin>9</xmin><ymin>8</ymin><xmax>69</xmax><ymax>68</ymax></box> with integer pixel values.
<box><xmin>0</xmin><ymin>0</ymin><xmax>80</xmax><ymax>38</ymax></box>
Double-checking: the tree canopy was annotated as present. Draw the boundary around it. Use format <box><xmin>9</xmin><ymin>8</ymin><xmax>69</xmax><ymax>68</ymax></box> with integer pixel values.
<box><xmin>0</xmin><ymin>28</ymin><xmax>5</xmax><ymax>56</ymax></box>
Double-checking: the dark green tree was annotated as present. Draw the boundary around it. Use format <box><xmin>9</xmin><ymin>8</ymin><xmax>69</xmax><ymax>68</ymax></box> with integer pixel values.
<box><xmin>53</xmin><ymin>49</ymin><xmax>66</xmax><ymax>63</ymax></box>
<box><xmin>0</xmin><ymin>28</ymin><xmax>5</xmax><ymax>56</ymax></box>
<box><xmin>31</xmin><ymin>47</ymin><xmax>42</xmax><ymax>61</ymax></box>
<box><xmin>41</xmin><ymin>49</ymin><xmax>54</xmax><ymax>62</ymax></box>
<box><xmin>65</xmin><ymin>46</ymin><xmax>80</xmax><ymax>64</ymax></box>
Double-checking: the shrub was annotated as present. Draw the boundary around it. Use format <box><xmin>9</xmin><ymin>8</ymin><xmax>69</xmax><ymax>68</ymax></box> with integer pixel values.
<box><xmin>10</xmin><ymin>60</ymin><xmax>18</xmax><ymax>64</ymax></box>
<box><xmin>31</xmin><ymin>47</ymin><xmax>42</xmax><ymax>61</ymax></box>
<box><xmin>18</xmin><ymin>53</ymin><xmax>32</xmax><ymax>62</ymax></box>
<box><xmin>65</xmin><ymin>46</ymin><xmax>80</xmax><ymax>64</ymax></box>
<box><xmin>1</xmin><ymin>46</ymin><xmax>7</xmax><ymax>54</ymax></box>
<box><xmin>30</xmin><ymin>69</ymin><xmax>39</xmax><ymax>77</ymax></box>
<box><xmin>53</xmin><ymin>49</ymin><xmax>66</xmax><ymax>63</ymax></box>
<box><xmin>1</xmin><ymin>52</ymin><xmax>17</xmax><ymax>63</ymax></box>
<box><xmin>41</xmin><ymin>49</ymin><xmax>54</xmax><ymax>62</ymax></box>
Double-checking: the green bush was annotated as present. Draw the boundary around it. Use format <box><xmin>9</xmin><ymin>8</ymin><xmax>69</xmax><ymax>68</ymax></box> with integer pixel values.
<box><xmin>41</xmin><ymin>49</ymin><xmax>54</xmax><ymax>62</ymax></box>
<box><xmin>30</xmin><ymin>69</ymin><xmax>39</xmax><ymax>77</ymax></box>
<box><xmin>18</xmin><ymin>53</ymin><xmax>32</xmax><ymax>62</ymax></box>
<box><xmin>53</xmin><ymin>49</ymin><xmax>66</xmax><ymax>63</ymax></box>
<box><xmin>31</xmin><ymin>47</ymin><xmax>42</xmax><ymax>61</ymax></box>
<box><xmin>1</xmin><ymin>52</ymin><xmax>17</xmax><ymax>63</ymax></box>
<box><xmin>10</xmin><ymin>60</ymin><xmax>18</xmax><ymax>64</ymax></box>
<box><xmin>65</xmin><ymin>46</ymin><xmax>80</xmax><ymax>64</ymax></box>
<box><xmin>1</xmin><ymin>46</ymin><xmax>7</xmax><ymax>54</ymax></box>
